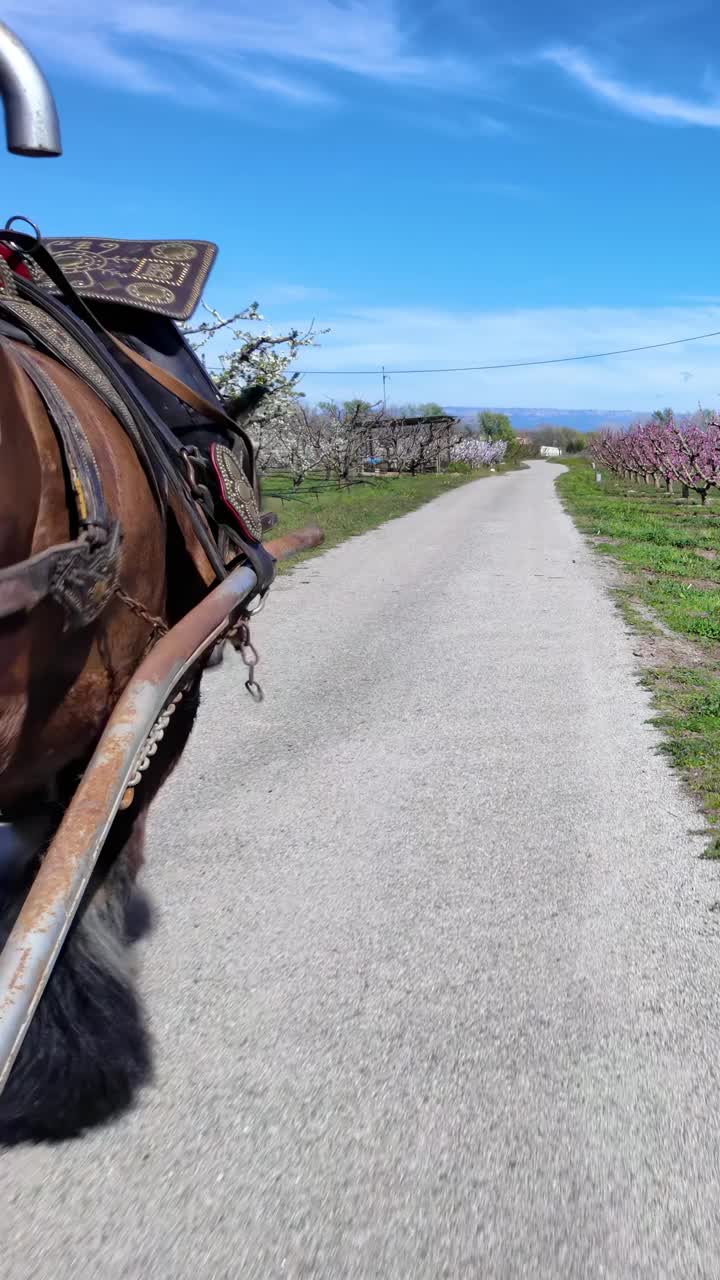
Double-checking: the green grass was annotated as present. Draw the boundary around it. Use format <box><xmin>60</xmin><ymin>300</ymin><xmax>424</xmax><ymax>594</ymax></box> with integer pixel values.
<box><xmin>556</xmin><ymin>459</ymin><xmax>720</xmax><ymax>637</ymax></box>
<box><xmin>556</xmin><ymin>457</ymin><xmax>720</xmax><ymax>852</ymax></box>
<box><xmin>642</xmin><ymin>667</ymin><xmax>720</xmax><ymax>855</ymax></box>
<box><xmin>261</xmin><ymin>467</ymin><xmax>509</xmax><ymax>568</ymax></box>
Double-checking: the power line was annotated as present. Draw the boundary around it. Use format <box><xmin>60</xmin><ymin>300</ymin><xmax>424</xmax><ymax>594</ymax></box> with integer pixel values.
<box><xmin>237</xmin><ymin>326</ymin><xmax>720</xmax><ymax>377</ymax></box>
<box><xmin>293</xmin><ymin>327</ymin><xmax>720</xmax><ymax>373</ymax></box>
<box><xmin>203</xmin><ymin>325</ymin><xmax>720</xmax><ymax>379</ymax></box>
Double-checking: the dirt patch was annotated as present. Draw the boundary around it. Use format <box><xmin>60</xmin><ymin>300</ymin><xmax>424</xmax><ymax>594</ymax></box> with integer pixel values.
<box><xmin>577</xmin><ymin>526</ymin><xmax>720</xmax><ymax>668</ymax></box>
<box><xmin>648</xmin><ymin>506</ymin><xmax>720</xmax><ymax>520</ymax></box>
<box><xmin>622</xmin><ymin>597</ymin><xmax>716</xmax><ymax>668</ymax></box>
<box><xmin>635</xmin><ymin>568</ymin><xmax>720</xmax><ymax>590</ymax></box>
<box><xmin>685</xmin><ymin>766</ymin><xmax>713</xmax><ymax>795</ymax></box>
<box><xmin>678</xmin><ymin>577</ymin><xmax>720</xmax><ymax>591</ymax></box>
<box><xmin>629</xmin><ymin>630</ymin><xmax>711</xmax><ymax>669</ymax></box>
<box><xmin>695</xmin><ymin>547</ymin><xmax>719</xmax><ymax>561</ymax></box>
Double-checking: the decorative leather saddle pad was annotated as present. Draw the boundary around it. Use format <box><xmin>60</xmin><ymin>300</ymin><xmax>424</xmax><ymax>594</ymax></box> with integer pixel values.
<box><xmin>210</xmin><ymin>443</ymin><xmax>263</xmax><ymax>543</ymax></box>
<box><xmin>39</xmin><ymin>238</ymin><xmax>218</xmax><ymax>320</ymax></box>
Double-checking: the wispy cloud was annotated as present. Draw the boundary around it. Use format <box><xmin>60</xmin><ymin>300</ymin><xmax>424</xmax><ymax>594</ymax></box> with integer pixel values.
<box><xmin>587</xmin><ymin>1</ymin><xmax>702</xmax><ymax>46</ymax></box>
<box><xmin>204</xmin><ymin>59</ymin><xmax>336</xmax><ymax>106</ymax></box>
<box><xmin>255</xmin><ymin>283</ymin><xmax>335</xmax><ymax>305</ymax></box>
<box><xmin>272</xmin><ymin>299</ymin><xmax>720</xmax><ymax>410</ymax></box>
<box><xmin>22</xmin><ymin>28</ymin><xmax>178</xmax><ymax>98</ymax></box>
<box><xmin>390</xmin><ymin>107</ymin><xmax>511</xmax><ymax>140</ymax></box>
<box><xmin>4</xmin><ymin>1</ymin><xmax>475</xmax><ymax>109</ymax></box>
<box><xmin>544</xmin><ymin>46</ymin><xmax>720</xmax><ymax>128</ymax></box>
<box><xmin>414</xmin><ymin>112</ymin><xmax>510</xmax><ymax>138</ymax></box>
<box><xmin>450</xmin><ymin>179</ymin><xmax>539</xmax><ymax>200</ymax></box>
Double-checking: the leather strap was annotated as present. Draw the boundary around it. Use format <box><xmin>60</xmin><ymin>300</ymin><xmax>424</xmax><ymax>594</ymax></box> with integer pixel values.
<box><xmin>1</xmin><ymin>265</ymin><xmax>229</xmax><ymax>580</ymax></box>
<box><xmin>111</xmin><ymin>335</ymin><xmax>234</xmax><ymax>431</ymax></box>
<box><xmin>0</xmin><ymin>539</ymin><xmax>94</xmax><ymax>618</ymax></box>
<box><xmin>10</xmin><ymin>343</ymin><xmax>108</xmax><ymax>533</ymax></box>
<box><xmin>0</xmin><ymin>231</ymin><xmax>277</xmax><ymax>597</ymax></box>
<box><xmin>0</xmin><ymin>231</ymin><xmax>258</xmax><ymax>489</ymax></box>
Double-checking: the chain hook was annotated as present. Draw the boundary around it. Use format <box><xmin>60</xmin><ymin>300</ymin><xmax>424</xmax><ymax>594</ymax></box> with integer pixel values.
<box><xmin>244</xmin><ymin>591</ymin><xmax>267</xmax><ymax>617</ymax></box>
<box><xmin>234</xmin><ymin>618</ymin><xmax>264</xmax><ymax>702</ymax></box>
<box><xmin>180</xmin><ymin>446</ymin><xmax>213</xmax><ymax>513</ymax></box>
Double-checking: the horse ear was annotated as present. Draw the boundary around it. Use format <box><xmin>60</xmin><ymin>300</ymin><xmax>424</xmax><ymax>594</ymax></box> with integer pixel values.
<box><xmin>224</xmin><ymin>384</ymin><xmax>269</xmax><ymax>421</ymax></box>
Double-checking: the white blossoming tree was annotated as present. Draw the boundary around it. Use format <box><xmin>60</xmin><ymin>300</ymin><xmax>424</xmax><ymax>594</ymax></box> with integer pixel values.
<box><xmin>183</xmin><ymin>302</ymin><xmax>327</xmax><ymax>469</ymax></box>
<box><xmin>451</xmin><ymin>438</ymin><xmax>507</xmax><ymax>468</ymax></box>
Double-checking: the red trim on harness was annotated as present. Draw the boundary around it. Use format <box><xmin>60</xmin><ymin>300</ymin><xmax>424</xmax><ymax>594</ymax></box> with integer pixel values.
<box><xmin>0</xmin><ymin>243</ymin><xmax>31</xmax><ymax>281</ymax></box>
<box><xmin>209</xmin><ymin>443</ymin><xmax>260</xmax><ymax>545</ymax></box>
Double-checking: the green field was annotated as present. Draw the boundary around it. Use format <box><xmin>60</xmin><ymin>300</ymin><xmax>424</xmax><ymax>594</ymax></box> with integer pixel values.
<box><xmin>261</xmin><ymin>467</ymin><xmax>509</xmax><ymax>567</ymax></box>
<box><xmin>557</xmin><ymin>458</ymin><xmax>720</xmax><ymax>852</ymax></box>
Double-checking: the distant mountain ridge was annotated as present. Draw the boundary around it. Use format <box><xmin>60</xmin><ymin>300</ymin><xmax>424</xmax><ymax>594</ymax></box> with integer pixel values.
<box><xmin>445</xmin><ymin>407</ymin><xmax>648</xmax><ymax>431</ymax></box>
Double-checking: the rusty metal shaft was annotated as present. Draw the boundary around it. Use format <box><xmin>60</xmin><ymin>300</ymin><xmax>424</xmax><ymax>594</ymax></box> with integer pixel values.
<box><xmin>0</xmin><ymin>563</ymin><xmax>259</xmax><ymax>1091</ymax></box>
<box><xmin>0</xmin><ymin>521</ymin><xmax>323</xmax><ymax>1093</ymax></box>
<box><xmin>264</xmin><ymin>523</ymin><xmax>323</xmax><ymax>563</ymax></box>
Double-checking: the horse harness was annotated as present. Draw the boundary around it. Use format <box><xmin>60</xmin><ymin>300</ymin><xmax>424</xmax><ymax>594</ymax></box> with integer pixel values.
<box><xmin>0</xmin><ymin>228</ymin><xmax>275</xmax><ymax>632</ymax></box>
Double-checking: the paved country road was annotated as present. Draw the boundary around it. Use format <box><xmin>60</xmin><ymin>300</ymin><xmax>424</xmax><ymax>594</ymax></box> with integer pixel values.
<box><xmin>5</xmin><ymin>462</ymin><xmax>720</xmax><ymax>1278</ymax></box>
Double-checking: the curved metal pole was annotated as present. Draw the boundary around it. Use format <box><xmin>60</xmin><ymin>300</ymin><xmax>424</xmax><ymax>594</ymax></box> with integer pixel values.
<box><xmin>0</xmin><ymin>23</ymin><xmax>61</xmax><ymax>157</ymax></box>
<box><xmin>0</xmin><ymin>521</ymin><xmax>323</xmax><ymax>1093</ymax></box>
<box><xmin>0</xmin><ymin>562</ymin><xmax>260</xmax><ymax>1091</ymax></box>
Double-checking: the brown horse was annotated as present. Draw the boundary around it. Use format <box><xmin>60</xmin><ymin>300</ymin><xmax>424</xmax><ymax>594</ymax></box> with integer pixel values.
<box><xmin>0</xmin><ymin>21</ymin><xmax>320</xmax><ymax>1147</ymax></box>
<box><xmin>0</xmin><ymin>331</ymin><xmax>226</xmax><ymax>1145</ymax></box>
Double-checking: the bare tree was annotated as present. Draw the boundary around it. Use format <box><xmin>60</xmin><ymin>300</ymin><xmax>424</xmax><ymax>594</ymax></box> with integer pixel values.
<box><xmin>264</xmin><ymin>406</ymin><xmax>325</xmax><ymax>486</ymax></box>
<box><xmin>308</xmin><ymin>400</ymin><xmax>378</xmax><ymax>483</ymax></box>
<box><xmin>378</xmin><ymin>408</ymin><xmax>461</xmax><ymax>474</ymax></box>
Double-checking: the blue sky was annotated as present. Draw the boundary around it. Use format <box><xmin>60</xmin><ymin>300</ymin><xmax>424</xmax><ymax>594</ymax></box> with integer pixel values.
<box><xmin>5</xmin><ymin>0</ymin><xmax>720</xmax><ymax>410</ymax></box>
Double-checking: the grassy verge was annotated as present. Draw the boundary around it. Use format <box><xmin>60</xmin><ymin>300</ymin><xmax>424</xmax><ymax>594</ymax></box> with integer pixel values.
<box><xmin>556</xmin><ymin>457</ymin><xmax>720</xmax><ymax>853</ymax></box>
<box><xmin>261</xmin><ymin>466</ymin><xmax>514</xmax><ymax>569</ymax></box>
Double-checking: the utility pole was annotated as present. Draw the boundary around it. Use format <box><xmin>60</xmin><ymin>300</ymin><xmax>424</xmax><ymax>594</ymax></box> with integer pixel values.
<box><xmin>382</xmin><ymin>365</ymin><xmax>388</xmax><ymax>410</ymax></box>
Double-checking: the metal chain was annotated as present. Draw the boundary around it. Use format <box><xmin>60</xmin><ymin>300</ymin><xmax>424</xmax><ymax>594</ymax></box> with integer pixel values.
<box><xmin>229</xmin><ymin>617</ymin><xmax>264</xmax><ymax>701</ymax></box>
<box><xmin>114</xmin><ymin>587</ymin><xmax>169</xmax><ymax>653</ymax></box>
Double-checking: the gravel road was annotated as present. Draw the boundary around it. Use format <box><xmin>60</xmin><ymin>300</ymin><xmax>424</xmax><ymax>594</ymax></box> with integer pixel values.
<box><xmin>5</xmin><ymin>461</ymin><xmax>720</xmax><ymax>1278</ymax></box>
